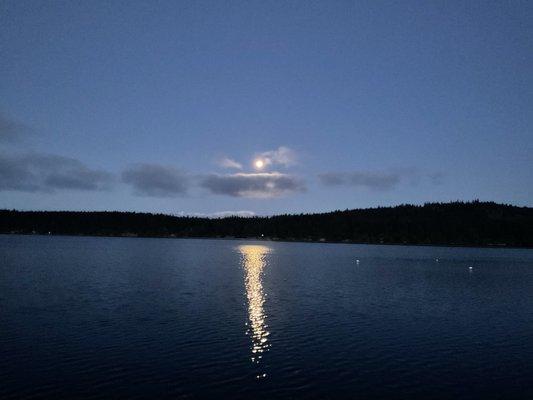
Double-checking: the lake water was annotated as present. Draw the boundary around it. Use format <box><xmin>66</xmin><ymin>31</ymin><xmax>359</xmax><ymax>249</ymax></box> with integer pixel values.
<box><xmin>1</xmin><ymin>235</ymin><xmax>533</xmax><ymax>399</ymax></box>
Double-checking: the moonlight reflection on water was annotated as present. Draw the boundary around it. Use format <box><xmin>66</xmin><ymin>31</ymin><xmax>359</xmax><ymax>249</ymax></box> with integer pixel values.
<box><xmin>239</xmin><ymin>245</ymin><xmax>271</xmax><ymax>379</ymax></box>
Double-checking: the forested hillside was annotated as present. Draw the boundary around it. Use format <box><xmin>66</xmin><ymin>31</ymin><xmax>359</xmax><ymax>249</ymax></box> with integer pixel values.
<box><xmin>1</xmin><ymin>201</ymin><xmax>532</xmax><ymax>247</ymax></box>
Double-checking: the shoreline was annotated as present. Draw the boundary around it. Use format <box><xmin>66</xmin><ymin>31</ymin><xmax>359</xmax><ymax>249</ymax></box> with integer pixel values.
<box><xmin>2</xmin><ymin>232</ymin><xmax>532</xmax><ymax>250</ymax></box>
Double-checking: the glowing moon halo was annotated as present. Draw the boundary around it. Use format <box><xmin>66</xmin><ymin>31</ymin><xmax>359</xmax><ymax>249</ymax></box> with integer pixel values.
<box><xmin>254</xmin><ymin>159</ymin><xmax>265</xmax><ymax>169</ymax></box>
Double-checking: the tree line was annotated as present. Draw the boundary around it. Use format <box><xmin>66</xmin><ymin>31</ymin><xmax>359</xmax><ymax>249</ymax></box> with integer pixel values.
<box><xmin>1</xmin><ymin>201</ymin><xmax>532</xmax><ymax>247</ymax></box>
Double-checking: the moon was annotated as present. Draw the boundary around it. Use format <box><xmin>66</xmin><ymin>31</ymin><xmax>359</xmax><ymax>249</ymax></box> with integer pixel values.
<box><xmin>254</xmin><ymin>159</ymin><xmax>265</xmax><ymax>169</ymax></box>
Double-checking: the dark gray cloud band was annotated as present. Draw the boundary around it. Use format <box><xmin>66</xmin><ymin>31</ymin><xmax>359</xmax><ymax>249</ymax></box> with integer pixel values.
<box><xmin>0</xmin><ymin>153</ymin><xmax>113</xmax><ymax>192</ymax></box>
<box><xmin>201</xmin><ymin>172</ymin><xmax>305</xmax><ymax>198</ymax></box>
<box><xmin>122</xmin><ymin>163</ymin><xmax>189</xmax><ymax>197</ymax></box>
<box><xmin>318</xmin><ymin>171</ymin><xmax>401</xmax><ymax>190</ymax></box>
<box><xmin>318</xmin><ymin>169</ymin><xmax>444</xmax><ymax>190</ymax></box>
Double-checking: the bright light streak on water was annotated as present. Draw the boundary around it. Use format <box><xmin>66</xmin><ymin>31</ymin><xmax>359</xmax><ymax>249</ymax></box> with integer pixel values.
<box><xmin>239</xmin><ymin>245</ymin><xmax>271</xmax><ymax>379</ymax></box>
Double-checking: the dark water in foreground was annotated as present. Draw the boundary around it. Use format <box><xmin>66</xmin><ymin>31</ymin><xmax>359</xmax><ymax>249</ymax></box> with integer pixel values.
<box><xmin>1</xmin><ymin>235</ymin><xmax>533</xmax><ymax>399</ymax></box>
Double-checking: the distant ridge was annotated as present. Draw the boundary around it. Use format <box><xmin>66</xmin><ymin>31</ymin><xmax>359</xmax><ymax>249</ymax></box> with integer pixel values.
<box><xmin>1</xmin><ymin>201</ymin><xmax>532</xmax><ymax>247</ymax></box>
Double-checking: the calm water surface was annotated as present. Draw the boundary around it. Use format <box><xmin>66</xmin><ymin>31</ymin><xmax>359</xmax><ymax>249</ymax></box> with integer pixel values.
<box><xmin>1</xmin><ymin>235</ymin><xmax>533</xmax><ymax>399</ymax></box>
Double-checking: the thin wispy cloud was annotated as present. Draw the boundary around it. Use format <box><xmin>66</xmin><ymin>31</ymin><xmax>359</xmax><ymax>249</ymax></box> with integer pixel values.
<box><xmin>256</xmin><ymin>146</ymin><xmax>297</xmax><ymax>168</ymax></box>
<box><xmin>0</xmin><ymin>153</ymin><xmax>113</xmax><ymax>192</ymax></box>
<box><xmin>429</xmin><ymin>172</ymin><xmax>445</xmax><ymax>185</ymax></box>
<box><xmin>122</xmin><ymin>163</ymin><xmax>189</xmax><ymax>197</ymax></box>
<box><xmin>218</xmin><ymin>157</ymin><xmax>243</xmax><ymax>170</ymax></box>
<box><xmin>201</xmin><ymin>172</ymin><xmax>305</xmax><ymax>198</ymax></box>
<box><xmin>0</xmin><ymin>113</ymin><xmax>32</xmax><ymax>144</ymax></box>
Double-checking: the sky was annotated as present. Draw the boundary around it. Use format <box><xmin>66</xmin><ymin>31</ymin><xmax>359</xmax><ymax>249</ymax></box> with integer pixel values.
<box><xmin>1</xmin><ymin>0</ymin><xmax>532</xmax><ymax>216</ymax></box>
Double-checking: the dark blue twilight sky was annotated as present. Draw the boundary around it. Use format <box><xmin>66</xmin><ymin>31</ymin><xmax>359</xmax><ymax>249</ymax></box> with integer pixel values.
<box><xmin>1</xmin><ymin>1</ymin><xmax>532</xmax><ymax>216</ymax></box>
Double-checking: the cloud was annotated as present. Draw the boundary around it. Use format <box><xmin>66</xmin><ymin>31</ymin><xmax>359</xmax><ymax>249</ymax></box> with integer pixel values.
<box><xmin>176</xmin><ymin>210</ymin><xmax>256</xmax><ymax>218</ymax></box>
<box><xmin>428</xmin><ymin>172</ymin><xmax>445</xmax><ymax>185</ymax></box>
<box><xmin>122</xmin><ymin>163</ymin><xmax>189</xmax><ymax>197</ymax></box>
<box><xmin>318</xmin><ymin>169</ymin><xmax>445</xmax><ymax>190</ymax></box>
<box><xmin>0</xmin><ymin>153</ymin><xmax>113</xmax><ymax>192</ymax></box>
<box><xmin>318</xmin><ymin>171</ymin><xmax>401</xmax><ymax>190</ymax></box>
<box><xmin>208</xmin><ymin>210</ymin><xmax>256</xmax><ymax>218</ymax></box>
<box><xmin>257</xmin><ymin>146</ymin><xmax>297</xmax><ymax>168</ymax></box>
<box><xmin>218</xmin><ymin>157</ymin><xmax>243</xmax><ymax>170</ymax></box>
<box><xmin>201</xmin><ymin>172</ymin><xmax>305</xmax><ymax>198</ymax></box>
<box><xmin>0</xmin><ymin>113</ymin><xmax>31</xmax><ymax>144</ymax></box>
